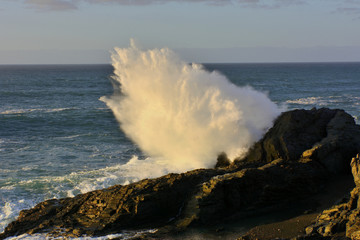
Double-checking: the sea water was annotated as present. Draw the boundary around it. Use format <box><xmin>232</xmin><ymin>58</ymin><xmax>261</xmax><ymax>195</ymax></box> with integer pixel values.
<box><xmin>1</xmin><ymin>50</ymin><xmax>360</xmax><ymax>238</ymax></box>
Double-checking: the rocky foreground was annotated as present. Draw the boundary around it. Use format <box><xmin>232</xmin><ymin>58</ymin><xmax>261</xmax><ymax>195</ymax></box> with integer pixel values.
<box><xmin>1</xmin><ymin>108</ymin><xmax>360</xmax><ymax>240</ymax></box>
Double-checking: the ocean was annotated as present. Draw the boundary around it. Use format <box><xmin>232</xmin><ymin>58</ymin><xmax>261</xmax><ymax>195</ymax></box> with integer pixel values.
<box><xmin>1</xmin><ymin>57</ymin><xmax>360</xmax><ymax>238</ymax></box>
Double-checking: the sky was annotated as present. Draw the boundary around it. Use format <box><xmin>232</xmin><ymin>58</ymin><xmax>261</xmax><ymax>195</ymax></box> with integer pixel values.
<box><xmin>0</xmin><ymin>0</ymin><xmax>360</xmax><ymax>64</ymax></box>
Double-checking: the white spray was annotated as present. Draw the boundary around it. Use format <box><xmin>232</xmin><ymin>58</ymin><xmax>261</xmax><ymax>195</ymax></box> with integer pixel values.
<box><xmin>101</xmin><ymin>40</ymin><xmax>280</xmax><ymax>173</ymax></box>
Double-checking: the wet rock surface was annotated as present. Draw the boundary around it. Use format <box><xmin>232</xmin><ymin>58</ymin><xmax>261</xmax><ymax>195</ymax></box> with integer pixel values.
<box><xmin>1</xmin><ymin>108</ymin><xmax>360</xmax><ymax>240</ymax></box>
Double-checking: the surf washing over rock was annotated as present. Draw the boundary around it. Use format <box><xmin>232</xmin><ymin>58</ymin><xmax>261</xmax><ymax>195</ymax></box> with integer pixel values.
<box><xmin>101</xmin><ymin>40</ymin><xmax>281</xmax><ymax>172</ymax></box>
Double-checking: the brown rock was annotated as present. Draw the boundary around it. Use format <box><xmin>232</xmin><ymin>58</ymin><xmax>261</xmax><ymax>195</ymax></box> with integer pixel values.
<box><xmin>351</xmin><ymin>230</ymin><xmax>360</xmax><ymax>240</ymax></box>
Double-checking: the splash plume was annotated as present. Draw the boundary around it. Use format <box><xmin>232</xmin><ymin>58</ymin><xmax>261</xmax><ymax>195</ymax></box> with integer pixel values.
<box><xmin>101</xmin><ymin>40</ymin><xmax>280</xmax><ymax>172</ymax></box>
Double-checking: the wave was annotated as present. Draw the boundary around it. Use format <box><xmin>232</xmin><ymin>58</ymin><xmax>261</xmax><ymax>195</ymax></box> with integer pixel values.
<box><xmin>0</xmin><ymin>155</ymin><xmax>184</xmax><ymax>234</ymax></box>
<box><xmin>286</xmin><ymin>95</ymin><xmax>360</xmax><ymax>106</ymax></box>
<box><xmin>101</xmin><ymin>40</ymin><xmax>281</xmax><ymax>172</ymax></box>
<box><xmin>55</xmin><ymin>134</ymin><xmax>89</xmax><ymax>139</ymax></box>
<box><xmin>0</xmin><ymin>108</ymin><xmax>77</xmax><ymax>115</ymax></box>
<box><xmin>286</xmin><ymin>96</ymin><xmax>339</xmax><ymax>105</ymax></box>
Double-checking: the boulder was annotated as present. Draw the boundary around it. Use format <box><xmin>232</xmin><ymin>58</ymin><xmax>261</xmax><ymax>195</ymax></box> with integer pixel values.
<box><xmin>238</xmin><ymin>108</ymin><xmax>360</xmax><ymax>174</ymax></box>
<box><xmin>240</xmin><ymin>108</ymin><xmax>338</xmax><ymax>163</ymax></box>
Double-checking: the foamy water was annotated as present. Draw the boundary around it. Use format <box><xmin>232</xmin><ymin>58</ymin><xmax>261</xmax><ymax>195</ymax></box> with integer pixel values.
<box><xmin>286</xmin><ymin>95</ymin><xmax>360</xmax><ymax>106</ymax></box>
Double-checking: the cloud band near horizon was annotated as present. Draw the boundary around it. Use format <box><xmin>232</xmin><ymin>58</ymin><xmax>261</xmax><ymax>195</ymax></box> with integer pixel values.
<box><xmin>21</xmin><ymin>0</ymin><xmax>312</xmax><ymax>11</ymax></box>
<box><xmin>16</xmin><ymin>0</ymin><xmax>360</xmax><ymax>19</ymax></box>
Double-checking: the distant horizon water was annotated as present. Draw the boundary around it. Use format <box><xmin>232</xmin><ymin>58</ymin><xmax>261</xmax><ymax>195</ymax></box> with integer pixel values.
<box><xmin>1</xmin><ymin>45</ymin><xmax>360</xmax><ymax>64</ymax></box>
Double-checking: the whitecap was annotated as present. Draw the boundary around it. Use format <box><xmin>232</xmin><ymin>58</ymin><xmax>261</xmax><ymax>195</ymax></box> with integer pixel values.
<box><xmin>286</xmin><ymin>96</ymin><xmax>328</xmax><ymax>105</ymax></box>
<box><xmin>0</xmin><ymin>109</ymin><xmax>37</xmax><ymax>115</ymax></box>
<box><xmin>0</xmin><ymin>107</ymin><xmax>77</xmax><ymax>115</ymax></box>
<box><xmin>56</xmin><ymin>134</ymin><xmax>86</xmax><ymax>139</ymax></box>
<box><xmin>44</xmin><ymin>108</ymin><xmax>77</xmax><ymax>113</ymax></box>
<box><xmin>285</xmin><ymin>95</ymin><xmax>358</xmax><ymax>106</ymax></box>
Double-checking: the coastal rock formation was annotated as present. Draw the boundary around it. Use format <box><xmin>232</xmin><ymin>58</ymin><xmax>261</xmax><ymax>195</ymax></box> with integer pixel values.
<box><xmin>301</xmin><ymin>154</ymin><xmax>360</xmax><ymax>240</ymax></box>
<box><xmin>241</xmin><ymin>108</ymin><xmax>359</xmax><ymax>174</ymax></box>
<box><xmin>1</xmin><ymin>108</ymin><xmax>360</xmax><ymax>239</ymax></box>
<box><xmin>176</xmin><ymin>158</ymin><xmax>327</xmax><ymax>229</ymax></box>
<box><xmin>0</xmin><ymin>168</ymin><xmax>227</xmax><ymax>238</ymax></box>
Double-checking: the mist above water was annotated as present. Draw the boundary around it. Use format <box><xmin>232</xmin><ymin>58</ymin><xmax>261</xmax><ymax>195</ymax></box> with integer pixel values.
<box><xmin>101</xmin><ymin>40</ymin><xmax>280</xmax><ymax>172</ymax></box>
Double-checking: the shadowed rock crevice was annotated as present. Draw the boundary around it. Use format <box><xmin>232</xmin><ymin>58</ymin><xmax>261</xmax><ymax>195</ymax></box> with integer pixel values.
<box><xmin>1</xmin><ymin>108</ymin><xmax>360</xmax><ymax>239</ymax></box>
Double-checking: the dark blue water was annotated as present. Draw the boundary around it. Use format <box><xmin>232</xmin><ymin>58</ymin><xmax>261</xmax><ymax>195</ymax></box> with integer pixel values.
<box><xmin>0</xmin><ymin>65</ymin><xmax>141</xmax><ymax>174</ymax></box>
<box><xmin>1</xmin><ymin>63</ymin><xmax>360</xmax><ymax>235</ymax></box>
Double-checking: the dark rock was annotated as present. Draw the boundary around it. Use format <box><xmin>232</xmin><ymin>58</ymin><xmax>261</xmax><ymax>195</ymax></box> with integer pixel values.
<box><xmin>301</xmin><ymin>154</ymin><xmax>360</xmax><ymax>240</ymax></box>
<box><xmin>0</xmin><ymin>168</ymin><xmax>227</xmax><ymax>239</ymax></box>
<box><xmin>236</xmin><ymin>108</ymin><xmax>360</xmax><ymax>174</ymax></box>
<box><xmin>289</xmin><ymin>233</ymin><xmax>333</xmax><ymax>240</ymax></box>
<box><xmin>240</xmin><ymin>108</ymin><xmax>338</xmax><ymax>164</ymax></box>
<box><xmin>215</xmin><ymin>152</ymin><xmax>231</xmax><ymax>168</ymax></box>
<box><xmin>177</xmin><ymin>158</ymin><xmax>327</xmax><ymax>228</ymax></box>
<box><xmin>1</xmin><ymin>108</ymin><xmax>360</xmax><ymax>239</ymax></box>
<box><xmin>306</xmin><ymin>111</ymin><xmax>360</xmax><ymax>174</ymax></box>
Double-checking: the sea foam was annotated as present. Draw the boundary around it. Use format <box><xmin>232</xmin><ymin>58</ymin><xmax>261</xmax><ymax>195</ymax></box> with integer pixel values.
<box><xmin>100</xmin><ymin>40</ymin><xmax>281</xmax><ymax>173</ymax></box>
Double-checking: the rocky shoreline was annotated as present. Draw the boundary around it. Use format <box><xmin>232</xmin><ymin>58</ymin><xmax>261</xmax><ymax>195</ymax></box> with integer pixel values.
<box><xmin>1</xmin><ymin>108</ymin><xmax>360</xmax><ymax>240</ymax></box>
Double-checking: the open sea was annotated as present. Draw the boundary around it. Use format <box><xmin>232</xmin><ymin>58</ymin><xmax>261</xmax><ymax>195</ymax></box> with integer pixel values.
<box><xmin>1</xmin><ymin>62</ymin><xmax>360</xmax><ymax>239</ymax></box>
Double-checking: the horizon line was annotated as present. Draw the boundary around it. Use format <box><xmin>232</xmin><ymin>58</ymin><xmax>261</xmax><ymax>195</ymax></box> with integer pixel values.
<box><xmin>1</xmin><ymin>61</ymin><xmax>360</xmax><ymax>66</ymax></box>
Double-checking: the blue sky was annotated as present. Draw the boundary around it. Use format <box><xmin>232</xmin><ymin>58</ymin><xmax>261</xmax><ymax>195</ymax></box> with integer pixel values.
<box><xmin>1</xmin><ymin>0</ymin><xmax>360</xmax><ymax>63</ymax></box>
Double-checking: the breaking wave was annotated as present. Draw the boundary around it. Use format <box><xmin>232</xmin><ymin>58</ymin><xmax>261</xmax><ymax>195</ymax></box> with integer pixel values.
<box><xmin>100</xmin><ymin>40</ymin><xmax>281</xmax><ymax>172</ymax></box>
